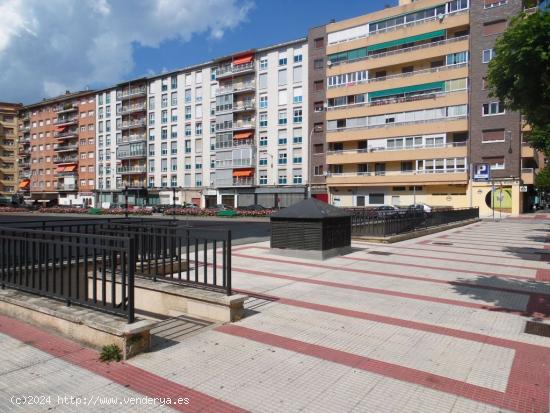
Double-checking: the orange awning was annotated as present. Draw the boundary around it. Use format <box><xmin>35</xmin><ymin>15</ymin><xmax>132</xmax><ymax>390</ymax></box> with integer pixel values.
<box><xmin>232</xmin><ymin>169</ymin><xmax>253</xmax><ymax>177</ymax></box>
<box><xmin>233</xmin><ymin>132</ymin><xmax>253</xmax><ymax>140</ymax></box>
<box><xmin>233</xmin><ymin>54</ymin><xmax>253</xmax><ymax>65</ymax></box>
<box><xmin>56</xmin><ymin>166</ymin><xmax>65</xmax><ymax>173</ymax></box>
<box><xmin>19</xmin><ymin>180</ymin><xmax>30</xmax><ymax>189</ymax></box>
<box><xmin>56</xmin><ymin>126</ymin><xmax>68</xmax><ymax>132</ymax></box>
<box><xmin>65</xmin><ymin>165</ymin><xmax>77</xmax><ymax>172</ymax></box>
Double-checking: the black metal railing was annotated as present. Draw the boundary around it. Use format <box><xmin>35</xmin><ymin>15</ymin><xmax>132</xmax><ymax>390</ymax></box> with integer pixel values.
<box><xmin>349</xmin><ymin>208</ymin><xmax>479</xmax><ymax>237</ymax></box>
<box><xmin>0</xmin><ymin>227</ymin><xmax>135</xmax><ymax>322</ymax></box>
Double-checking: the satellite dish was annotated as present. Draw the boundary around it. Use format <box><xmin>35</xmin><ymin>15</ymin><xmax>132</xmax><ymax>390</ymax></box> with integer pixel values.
<box><xmin>327</xmin><ymin>60</ymin><xmax>332</xmax><ymax>66</ymax></box>
<box><xmin>438</xmin><ymin>13</ymin><xmax>445</xmax><ymax>21</ymax></box>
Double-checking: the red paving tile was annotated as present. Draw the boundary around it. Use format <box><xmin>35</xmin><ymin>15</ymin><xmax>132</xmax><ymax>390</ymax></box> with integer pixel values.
<box><xmin>0</xmin><ymin>314</ymin><xmax>247</xmax><ymax>413</ymax></box>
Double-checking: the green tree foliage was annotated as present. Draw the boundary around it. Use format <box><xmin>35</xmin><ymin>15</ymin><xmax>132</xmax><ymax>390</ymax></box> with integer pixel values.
<box><xmin>535</xmin><ymin>165</ymin><xmax>550</xmax><ymax>191</ymax></box>
<box><xmin>487</xmin><ymin>11</ymin><xmax>550</xmax><ymax>129</ymax></box>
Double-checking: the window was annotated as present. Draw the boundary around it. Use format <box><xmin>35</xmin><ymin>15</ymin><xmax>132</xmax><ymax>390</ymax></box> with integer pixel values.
<box><xmin>259</xmin><ymin>135</ymin><xmax>268</xmax><ymax>146</ymax></box>
<box><xmin>278</xmin><ymin>69</ymin><xmax>287</xmax><ymax>86</ymax></box>
<box><xmin>259</xmin><ymin>58</ymin><xmax>268</xmax><ymax>70</ymax></box>
<box><xmin>259</xmin><ymin>73</ymin><xmax>267</xmax><ymax>89</ymax></box>
<box><xmin>314</xmin><ymin>101</ymin><xmax>324</xmax><ymax>112</ymax></box>
<box><xmin>278</xmin><ymin>130</ymin><xmax>288</xmax><ymax>145</ymax></box>
<box><xmin>161</xmin><ymin>110</ymin><xmax>168</xmax><ymax>124</ymax></box>
<box><xmin>292</xmin><ymin>151</ymin><xmax>302</xmax><ymax>164</ymax></box>
<box><xmin>447</xmin><ymin>51</ymin><xmax>468</xmax><ymax>65</ymax></box>
<box><xmin>369</xmin><ymin>193</ymin><xmax>385</xmax><ymax>205</ymax></box>
<box><xmin>483</xmin><ymin>20</ymin><xmax>506</xmax><ymax>36</ymax></box>
<box><xmin>185</xmin><ymin>140</ymin><xmax>191</xmax><ymax>153</ymax></box>
<box><xmin>185</xmin><ymin>89</ymin><xmax>192</xmax><ymax>103</ymax></box>
<box><xmin>293</xmin><ymin>108</ymin><xmax>302</xmax><ymax>123</ymax></box>
<box><xmin>314</xmin><ymin>59</ymin><xmax>324</xmax><ymax>70</ymax></box>
<box><xmin>278</xmin><ymin>152</ymin><xmax>287</xmax><ymax>165</ymax></box>
<box><xmin>482</xmin><ymin>129</ymin><xmax>505</xmax><ymax>142</ymax></box>
<box><xmin>161</xmin><ymin>78</ymin><xmax>168</xmax><ymax>92</ymax></box>
<box><xmin>148</xmin><ymin>97</ymin><xmax>155</xmax><ymax>110</ymax></box>
<box><xmin>314</xmin><ymin>165</ymin><xmax>323</xmax><ymax>176</ymax></box>
<box><xmin>278</xmin><ymin>174</ymin><xmax>287</xmax><ymax>185</ymax></box>
<box><xmin>195</xmin><ymin>71</ymin><xmax>202</xmax><ymax>84</ymax></box>
<box><xmin>171</xmin><ymin>92</ymin><xmax>177</xmax><ymax>106</ymax></box>
<box><xmin>293</xmin><ymin>66</ymin><xmax>302</xmax><ymax>83</ymax></box>
<box><xmin>314</xmin><ymin>80</ymin><xmax>324</xmax><ymax>91</ymax></box>
<box><xmin>448</xmin><ymin>0</ymin><xmax>469</xmax><ymax>12</ymax></box>
<box><xmin>195</xmin><ymin>122</ymin><xmax>202</xmax><ymax>135</ymax></box>
<box><xmin>314</xmin><ymin>37</ymin><xmax>324</xmax><ymax>48</ymax></box>
<box><xmin>293</xmin><ymin>87</ymin><xmax>303</xmax><ymax>104</ymax></box>
<box><xmin>171</xmin><ymin>141</ymin><xmax>178</xmax><ymax>155</ymax></box>
<box><xmin>484</xmin><ymin>156</ymin><xmax>505</xmax><ymax>170</ymax></box>
<box><xmin>185</xmin><ymin>106</ymin><xmax>191</xmax><ymax>120</ymax></box>
<box><xmin>195</xmin><ymin>104</ymin><xmax>203</xmax><ymax>119</ymax></box>
<box><xmin>294</xmin><ymin>53</ymin><xmax>302</xmax><ymax>63</ymax></box>
<box><xmin>482</xmin><ymin>48</ymin><xmax>496</xmax><ymax>63</ymax></box>
<box><xmin>278</xmin><ymin>52</ymin><xmax>287</xmax><ymax>66</ymax></box>
<box><xmin>259</xmin><ymin>113</ymin><xmax>268</xmax><ymax>128</ymax></box>
<box><xmin>161</xmin><ymin>127</ymin><xmax>168</xmax><ymax>140</ymax></box>
<box><xmin>484</xmin><ymin>0</ymin><xmax>507</xmax><ymax>8</ymax></box>
<box><xmin>171</xmin><ymin>108</ymin><xmax>177</xmax><ymax>123</ymax></box>
<box><xmin>185</xmin><ymin>124</ymin><xmax>192</xmax><ymax>137</ymax></box>
<box><xmin>278</xmin><ymin>110</ymin><xmax>287</xmax><ymax>125</ymax></box>
<box><xmin>259</xmin><ymin>95</ymin><xmax>268</xmax><ymax>109</ymax></box>
<box><xmin>259</xmin><ymin>174</ymin><xmax>268</xmax><ymax>185</ymax></box>
<box><xmin>293</xmin><ymin>128</ymin><xmax>302</xmax><ymax>144</ymax></box>
<box><xmin>161</xmin><ymin>94</ymin><xmax>168</xmax><ymax>108</ymax></box>
<box><xmin>195</xmin><ymin>86</ymin><xmax>202</xmax><ymax>103</ymax></box>
<box><xmin>171</xmin><ymin>75</ymin><xmax>177</xmax><ymax>89</ymax></box>
<box><xmin>259</xmin><ymin>157</ymin><xmax>268</xmax><ymax>166</ymax></box>
<box><xmin>293</xmin><ymin>171</ymin><xmax>302</xmax><ymax>184</ymax></box>
<box><xmin>278</xmin><ymin>89</ymin><xmax>287</xmax><ymax>106</ymax></box>
<box><xmin>482</xmin><ymin>102</ymin><xmax>505</xmax><ymax>116</ymax></box>
<box><xmin>161</xmin><ymin>142</ymin><xmax>168</xmax><ymax>155</ymax></box>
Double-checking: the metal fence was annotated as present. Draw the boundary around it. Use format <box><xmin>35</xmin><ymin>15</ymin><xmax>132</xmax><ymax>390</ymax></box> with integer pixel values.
<box><xmin>0</xmin><ymin>227</ymin><xmax>136</xmax><ymax>322</ymax></box>
<box><xmin>350</xmin><ymin>208</ymin><xmax>479</xmax><ymax>237</ymax></box>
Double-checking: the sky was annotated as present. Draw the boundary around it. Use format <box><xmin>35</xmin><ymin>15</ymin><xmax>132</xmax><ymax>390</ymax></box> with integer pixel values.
<box><xmin>0</xmin><ymin>0</ymin><xmax>395</xmax><ymax>104</ymax></box>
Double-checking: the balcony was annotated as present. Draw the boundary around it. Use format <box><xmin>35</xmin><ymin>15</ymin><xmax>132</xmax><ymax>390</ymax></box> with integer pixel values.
<box><xmin>233</xmin><ymin>120</ymin><xmax>255</xmax><ymax>131</ymax></box>
<box><xmin>216</xmin><ymin>177</ymin><xmax>255</xmax><ymax>187</ymax></box>
<box><xmin>216</xmin><ymin>61</ymin><xmax>255</xmax><ymax>79</ymax></box>
<box><xmin>327</xmin><ymin>168</ymin><xmax>468</xmax><ymax>186</ymax></box>
<box><xmin>56</xmin><ymin>170</ymin><xmax>77</xmax><ymax>177</ymax></box>
<box><xmin>55</xmin><ymin>116</ymin><xmax>78</xmax><ymax>126</ymax></box>
<box><xmin>521</xmin><ymin>168</ymin><xmax>536</xmax><ymax>185</ymax></box>
<box><xmin>53</xmin><ymin>156</ymin><xmax>78</xmax><ymax>164</ymax></box>
<box><xmin>120</xmin><ymin>120</ymin><xmax>146</xmax><ymax>130</ymax></box>
<box><xmin>117</xmin><ymin>133</ymin><xmax>147</xmax><ymax>144</ymax></box>
<box><xmin>117</xmin><ymin>149</ymin><xmax>147</xmax><ymax>159</ymax></box>
<box><xmin>117</xmin><ymin>87</ymin><xmax>147</xmax><ymax>100</ymax></box>
<box><xmin>116</xmin><ymin>165</ymin><xmax>147</xmax><ymax>174</ymax></box>
<box><xmin>233</xmin><ymin>101</ymin><xmax>256</xmax><ymax>113</ymax></box>
<box><xmin>17</xmin><ymin>161</ymin><xmax>30</xmax><ymax>168</ymax></box>
<box><xmin>55</xmin><ymin>129</ymin><xmax>79</xmax><ymax>139</ymax></box>
<box><xmin>329</xmin><ymin>35</ymin><xmax>469</xmax><ymax>67</ymax></box>
<box><xmin>521</xmin><ymin>144</ymin><xmax>535</xmax><ymax>158</ymax></box>
<box><xmin>19</xmin><ymin>135</ymin><xmax>30</xmax><ymax>143</ymax></box>
<box><xmin>57</xmin><ymin>104</ymin><xmax>78</xmax><ymax>114</ymax></box>
<box><xmin>327</xmin><ymin>142</ymin><xmax>467</xmax><ymax>164</ymax></box>
<box><xmin>56</xmin><ymin>183</ymin><xmax>78</xmax><ymax>191</ymax></box>
<box><xmin>116</xmin><ymin>180</ymin><xmax>147</xmax><ymax>189</ymax></box>
<box><xmin>215</xmin><ymin>158</ymin><xmax>255</xmax><ymax>168</ymax></box>
<box><xmin>120</xmin><ymin>103</ymin><xmax>147</xmax><ymax>115</ymax></box>
<box><xmin>216</xmin><ymin>82</ymin><xmax>256</xmax><ymax>96</ymax></box>
<box><xmin>55</xmin><ymin>143</ymin><xmax>79</xmax><ymax>152</ymax></box>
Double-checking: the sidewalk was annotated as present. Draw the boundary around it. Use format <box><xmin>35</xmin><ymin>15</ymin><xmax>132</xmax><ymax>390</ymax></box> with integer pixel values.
<box><xmin>1</xmin><ymin>218</ymin><xmax>550</xmax><ymax>412</ymax></box>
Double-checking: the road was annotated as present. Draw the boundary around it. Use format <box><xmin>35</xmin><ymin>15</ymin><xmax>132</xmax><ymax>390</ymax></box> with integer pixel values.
<box><xmin>0</xmin><ymin>214</ymin><xmax>271</xmax><ymax>242</ymax></box>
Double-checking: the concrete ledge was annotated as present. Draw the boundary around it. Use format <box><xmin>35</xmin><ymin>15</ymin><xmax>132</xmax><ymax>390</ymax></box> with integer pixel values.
<box><xmin>90</xmin><ymin>275</ymin><xmax>247</xmax><ymax>323</ymax></box>
<box><xmin>0</xmin><ymin>289</ymin><xmax>155</xmax><ymax>359</ymax></box>
<box><xmin>270</xmin><ymin>246</ymin><xmax>354</xmax><ymax>261</ymax></box>
<box><xmin>353</xmin><ymin>219</ymin><xmax>480</xmax><ymax>243</ymax></box>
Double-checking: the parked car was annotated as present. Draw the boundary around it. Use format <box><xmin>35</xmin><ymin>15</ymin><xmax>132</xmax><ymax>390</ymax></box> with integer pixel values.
<box><xmin>407</xmin><ymin>203</ymin><xmax>432</xmax><ymax>213</ymax></box>
<box><xmin>239</xmin><ymin>204</ymin><xmax>267</xmax><ymax>211</ymax></box>
<box><xmin>374</xmin><ymin>205</ymin><xmax>402</xmax><ymax>218</ymax></box>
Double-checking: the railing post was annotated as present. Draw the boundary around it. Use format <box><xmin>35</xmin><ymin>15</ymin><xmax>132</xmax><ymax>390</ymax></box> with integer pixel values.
<box><xmin>127</xmin><ymin>237</ymin><xmax>135</xmax><ymax>323</ymax></box>
<box><xmin>226</xmin><ymin>230</ymin><xmax>232</xmax><ymax>296</ymax></box>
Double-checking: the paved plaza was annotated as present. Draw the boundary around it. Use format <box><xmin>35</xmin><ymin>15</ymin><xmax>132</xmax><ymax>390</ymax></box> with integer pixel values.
<box><xmin>1</xmin><ymin>217</ymin><xmax>550</xmax><ymax>412</ymax></box>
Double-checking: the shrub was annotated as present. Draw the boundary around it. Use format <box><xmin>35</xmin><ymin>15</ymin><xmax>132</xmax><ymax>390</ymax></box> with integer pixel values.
<box><xmin>99</xmin><ymin>344</ymin><xmax>122</xmax><ymax>362</ymax></box>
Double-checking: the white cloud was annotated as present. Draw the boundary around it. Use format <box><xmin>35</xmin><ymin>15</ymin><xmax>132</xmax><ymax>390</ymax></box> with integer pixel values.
<box><xmin>0</xmin><ymin>0</ymin><xmax>252</xmax><ymax>103</ymax></box>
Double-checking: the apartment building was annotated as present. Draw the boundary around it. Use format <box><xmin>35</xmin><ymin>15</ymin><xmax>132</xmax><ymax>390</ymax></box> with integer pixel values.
<box><xmin>469</xmin><ymin>0</ymin><xmax>537</xmax><ymax>215</ymax></box>
<box><xmin>323</xmin><ymin>0</ymin><xmax>471</xmax><ymax>208</ymax></box>
<box><xmin>0</xmin><ymin>102</ymin><xmax>21</xmax><ymax>201</ymax></box>
<box><xmin>18</xmin><ymin>91</ymin><xmax>96</xmax><ymax>206</ymax></box>
<box><xmin>96</xmin><ymin>38</ymin><xmax>309</xmax><ymax>208</ymax></box>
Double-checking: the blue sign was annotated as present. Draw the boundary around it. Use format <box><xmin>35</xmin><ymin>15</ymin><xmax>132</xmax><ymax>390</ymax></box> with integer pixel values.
<box><xmin>474</xmin><ymin>163</ymin><xmax>491</xmax><ymax>182</ymax></box>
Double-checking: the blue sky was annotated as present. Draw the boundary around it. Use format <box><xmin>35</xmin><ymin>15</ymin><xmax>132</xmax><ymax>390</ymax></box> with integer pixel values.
<box><xmin>126</xmin><ymin>0</ymin><xmax>396</xmax><ymax>81</ymax></box>
<box><xmin>0</xmin><ymin>0</ymin><xmax>396</xmax><ymax>103</ymax></box>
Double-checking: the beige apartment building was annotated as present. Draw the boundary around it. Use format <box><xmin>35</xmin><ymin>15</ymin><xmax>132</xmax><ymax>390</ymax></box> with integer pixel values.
<box><xmin>324</xmin><ymin>0</ymin><xmax>471</xmax><ymax>209</ymax></box>
<box><xmin>0</xmin><ymin>102</ymin><xmax>21</xmax><ymax>202</ymax></box>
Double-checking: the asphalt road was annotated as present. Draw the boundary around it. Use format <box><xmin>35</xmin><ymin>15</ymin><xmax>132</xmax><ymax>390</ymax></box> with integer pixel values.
<box><xmin>0</xmin><ymin>214</ymin><xmax>271</xmax><ymax>242</ymax></box>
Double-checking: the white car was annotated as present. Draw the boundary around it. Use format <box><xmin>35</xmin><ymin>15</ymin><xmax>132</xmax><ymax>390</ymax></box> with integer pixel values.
<box><xmin>408</xmin><ymin>203</ymin><xmax>432</xmax><ymax>213</ymax></box>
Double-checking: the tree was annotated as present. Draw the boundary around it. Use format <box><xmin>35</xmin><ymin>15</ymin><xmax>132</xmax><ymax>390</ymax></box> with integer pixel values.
<box><xmin>535</xmin><ymin>165</ymin><xmax>550</xmax><ymax>192</ymax></box>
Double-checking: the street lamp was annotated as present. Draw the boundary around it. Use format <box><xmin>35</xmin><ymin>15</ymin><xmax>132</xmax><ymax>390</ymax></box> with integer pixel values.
<box><xmin>124</xmin><ymin>185</ymin><xmax>129</xmax><ymax>218</ymax></box>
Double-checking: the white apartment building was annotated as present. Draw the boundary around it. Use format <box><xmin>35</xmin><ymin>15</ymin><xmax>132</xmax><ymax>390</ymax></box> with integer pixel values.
<box><xmin>94</xmin><ymin>38</ymin><xmax>309</xmax><ymax>208</ymax></box>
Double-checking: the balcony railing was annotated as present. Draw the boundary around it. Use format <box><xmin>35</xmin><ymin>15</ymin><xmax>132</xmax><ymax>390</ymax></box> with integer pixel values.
<box><xmin>116</xmin><ymin>165</ymin><xmax>147</xmax><ymax>174</ymax></box>
<box><xmin>215</xmin><ymin>177</ymin><xmax>255</xmax><ymax>187</ymax></box>
<box><xmin>233</xmin><ymin>101</ymin><xmax>256</xmax><ymax>112</ymax></box>
<box><xmin>216</xmin><ymin>82</ymin><xmax>256</xmax><ymax>96</ymax></box>
<box><xmin>117</xmin><ymin>134</ymin><xmax>147</xmax><ymax>144</ymax></box>
<box><xmin>55</xmin><ymin>130</ymin><xmax>79</xmax><ymax>139</ymax></box>
<box><xmin>329</xmin><ymin>35</ymin><xmax>469</xmax><ymax>67</ymax></box>
<box><xmin>327</xmin><ymin>90</ymin><xmax>465</xmax><ymax>112</ymax></box>
<box><xmin>55</xmin><ymin>143</ymin><xmax>79</xmax><ymax>152</ymax></box>
<box><xmin>328</xmin><ymin>115</ymin><xmax>467</xmax><ymax>133</ymax></box>
<box><xmin>327</xmin><ymin>142</ymin><xmax>467</xmax><ymax>156</ymax></box>
<box><xmin>120</xmin><ymin>120</ymin><xmax>146</xmax><ymax>130</ymax></box>
<box><xmin>53</xmin><ymin>156</ymin><xmax>78</xmax><ymax>164</ymax></box>
<box><xmin>120</xmin><ymin>103</ymin><xmax>147</xmax><ymax>115</ymax></box>
<box><xmin>56</xmin><ymin>104</ymin><xmax>79</xmax><ymax>114</ymax></box>
<box><xmin>217</xmin><ymin>61</ymin><xmax>255</xmax><ymax>77</ymax></box>
<box><xmin>215</xmin><ymin>158</ymin><xmax>255</xmax><ymax>168</ymax></box>
<box><xmin>54</xmin><ymin>116</ymin><xmax>78</xmax><ymax>126</ymax></box>
<box><xmin>19</xmin><ymin>170</ymin><xmax>31</xmax><ymax>178</ymax></box>
<box><xmin>55</xmin><ymin>170</ymin><xmax>78</xmax><ymax>177</ymax></box>
<box><xmin>117</xmin><ymin>87</ymin><xmax>147</xmax><ymax>100</ymax></box>
<box><xmin>117</xmin><ymin>149</ymin><xmax>147</xmax><ymax>159</ymax></box>
<box><xmin>233</xmin><ymin>120</ymin><xmax>255</xmax><ymax>130</ymax></box>
<box><xmin>17</xmin><ymin>161</ymin><xmax>30</xmax><ymax>168</ymax></box>
<box><xmin>116</xmin><ymin>180</ymin><xmax>147</xmax><ymax>189</ymax></box>
<box><xmin>328</xmin><ymin>168</ymin><xmax>467</xmax><ymax>178</ymax></box>
<box><xmin>56</xmin><ymin>183</ymin><xmax>78</xmax><ymax>191</ymax></box>
<box><xmin>328</xmin><ymin>63</ymin><xmax>468</xmax><ymax>90</ymax></box>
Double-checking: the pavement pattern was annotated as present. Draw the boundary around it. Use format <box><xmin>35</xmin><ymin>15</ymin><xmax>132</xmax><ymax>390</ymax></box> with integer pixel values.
<box><xmin>1</xmin><ymin>217</ymin><xmax>550</xmax><ymax>412</ymax></box>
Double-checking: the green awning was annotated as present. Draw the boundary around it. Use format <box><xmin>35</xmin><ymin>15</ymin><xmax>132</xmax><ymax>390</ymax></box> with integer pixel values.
<box><xmin>367</xmin><ymin>30</ymin><xmax>446</xmax><ymax>53</ymax></box>
<box><xmin>368</xmin><ymin>81</ymin><xmax>445</xmax><ymax>101</ymax></box>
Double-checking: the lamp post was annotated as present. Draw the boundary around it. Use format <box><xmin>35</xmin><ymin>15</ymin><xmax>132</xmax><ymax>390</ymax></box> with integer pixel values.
<box><xmin>124</xmin><ymin>185</ymin><xmax>128</xmax><ymax>218</ymax></box>
<box><xmin>172</xmin><ymin>186</ymin><xmax>176</xmax><ymax>221</ymax></box>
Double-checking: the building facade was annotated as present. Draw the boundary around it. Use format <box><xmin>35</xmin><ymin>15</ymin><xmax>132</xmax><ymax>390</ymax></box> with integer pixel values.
<box><xmin>0</xmin><ymin>102</ymin><xmax>21</xmax><ymax>201</ymax></box>
<box><xmin>18</xmin><ymin>91</ymin><xmax>96</xmax><ymax>206</ymax></box>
